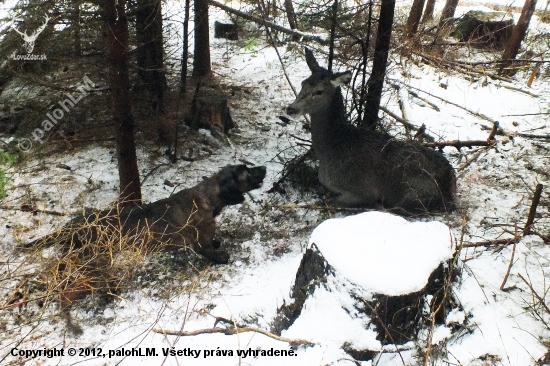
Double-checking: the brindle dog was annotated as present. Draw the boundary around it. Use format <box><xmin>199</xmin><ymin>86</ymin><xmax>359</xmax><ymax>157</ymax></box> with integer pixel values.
<box><xmin>21</xmin><ymin>165</ymin><xmax>266</xmax><ymax>333</ymax></box>
<box><xmin>24</xmin><ymin>164</ymin><xmax>266</xmax><ymax>262</ymax></box>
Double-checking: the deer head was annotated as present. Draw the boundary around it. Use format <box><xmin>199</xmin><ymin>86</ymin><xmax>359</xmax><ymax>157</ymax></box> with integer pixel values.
<box><xmin>11</xmin><ymin>14</ymin><xmax>50</xmax><ymax>54</ymax></box>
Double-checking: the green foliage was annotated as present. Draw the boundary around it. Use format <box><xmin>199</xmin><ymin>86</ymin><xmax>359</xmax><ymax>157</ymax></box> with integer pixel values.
<box><xmin>244</xmin><ymin>39</ymin><xmax>259</xmax><ymax>54</ymax></box>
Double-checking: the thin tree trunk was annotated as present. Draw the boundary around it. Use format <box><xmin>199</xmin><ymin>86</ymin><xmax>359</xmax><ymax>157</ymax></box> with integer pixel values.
<box><xmin>105</xmin><ymin>0</ymin><xmax>142</xmax><ymax>206</ymax></box>
<box><xmin>405</xmin><ymin>0</ymin><xmax>426</xmax><ymax>39</ymax></box>
<box><xmin>328</xmin><ymin>0</ymin><xmax>338</xmax><ymax>71</ymax></box>
<box><xmin>180</xmin><ymin>0</ymin><xmax>191</xmax><ymax>91</ymax></box>
<box><xmin>362</xmin><ymin>0</ymin><xmax>396</xmax><ymax>129</ymax></box>
<box><xmin>193</xmin><ymin>0</ymin><xmax>212</xmax><ymax>79</ymax></box>
<box><xmin>438</xmin><ymin>0</ymin><xmax>459</xmax><ymax>26</ymax></box>
<box><xmin>284</xmin><ymin>0</ymin><xmax>298</xmax><ymax>31</ymax></box>
<box><xmin>136</xmin><ymin>0</ymin><xmax>166</xmax><ymax>112</ymax></box>
<box><xmin>500</xmin><ymin>0</ymin><xmax>537</xmax><ymax>75</ymax></box>
<box><xmin>422</xmin><ymin>0</ymin><xmax>436</xmax><ymax>22</ymax></box>
<box><xmin>73</xmin><ymin>0</ymin><xmax>82</xmax><ymax>55</ymax></box>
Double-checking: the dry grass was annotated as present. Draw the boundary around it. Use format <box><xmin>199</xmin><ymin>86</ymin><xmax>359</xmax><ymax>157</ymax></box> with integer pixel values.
<box><xmin>2</xmin><ymin>207</ymin><xmax>201</xmax><ymax>334</ymax></box>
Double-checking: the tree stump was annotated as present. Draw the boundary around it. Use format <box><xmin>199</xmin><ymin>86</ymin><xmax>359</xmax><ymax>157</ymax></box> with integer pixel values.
<box><xmin>187</xmin><ymin>89</ymin><xmax>235</xmax><ymax>141</ymax></box>
<box><xmin>214</xmin><ymin>21</ymin><xmax>238</xmax><ymax>40</ymax></box>
<box><xmin>453</xmin><ymin>10</ymin><xmax>514</xmax><ymax>48</ymax></box>
<box><xmin>271</xmin><ymin>212</ymin><xmax>460</xmax><ymax>361</ymax></box>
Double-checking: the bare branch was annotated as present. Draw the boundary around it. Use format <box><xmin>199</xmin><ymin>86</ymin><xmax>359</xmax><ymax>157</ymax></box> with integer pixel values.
<box><xmin>152</xmin><ymin>326</ymin><xmax>316</xmax><ymax>347</ymax></box>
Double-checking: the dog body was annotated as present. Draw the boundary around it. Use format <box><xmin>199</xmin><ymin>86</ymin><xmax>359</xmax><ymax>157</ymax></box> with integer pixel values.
<box><xmin>25</xmin><ymin>164</ymin><xmax>266</xmax><ymax>263</ymax></box>
<box><xmin>20</xmin><ymin>164</ymin><xmax>266</xmax><ymax>334</ymax></box>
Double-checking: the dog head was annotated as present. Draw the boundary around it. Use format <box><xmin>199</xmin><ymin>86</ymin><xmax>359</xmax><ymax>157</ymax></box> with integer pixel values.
<box><xmin>218</xmin><ymin>165</ymin><xmax>267</xmax><ymax>205</ymax></box>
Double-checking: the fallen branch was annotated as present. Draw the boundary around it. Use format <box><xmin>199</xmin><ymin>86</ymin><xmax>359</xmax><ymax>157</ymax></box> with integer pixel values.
<box><xmin>523</xmin><ymin>183</ymin><xmax>543</xmax><ymax>235</ymax></box>
<box><xmin>457</xmin><ymin>146</ymin><xmax>491</xmax><ymax>172</ymax></box>
<box><xmin>267</xmin><ymin>203</ymin><xmax>367</xmax><ymax>212</ymax></box>
<box><xmin>0</xmin><ymin>205</ymin><xmax>66</xmax><ymax>216</ymax></box>
<box><xmin>398</xmin><ymin>82</ymin><xmax>498</xmax><ymax>125</ymax></box>
<box><xmin>500</xmin><ymin>240</ymin><xmax>517</xmax><ymax>291</ymax></box>
<box><xmin>462</xmin><ymin>236</ymin><xmax>518</xmax><ymax>248</ymax></box>
<box><xmin>152</xmin><ymin>326</ymin><xmax>315</xmax><ymax>347</ymax></box>
<box><xmin>463</xmin><ymin>184</ymin><xmax>544</xmax><ymax>248</ymax></box>
<box><xmin>208</xmin><ymin>0</ymin><xmax>328</xmax><ymax>45</ymax></box>
<box><xmin>518</xmin><ymin>273</ymin><xmax>550</xmax><ymax>315</ymax></box>
<box><xmin>379</xmin><ymin>106</ymin><xmax>419</xmax><ymax>131</ymax></box>
<box><xmin>424</xmin><ymin>139</ymin><xmax>495</xmax><ymax>149</ymax></box>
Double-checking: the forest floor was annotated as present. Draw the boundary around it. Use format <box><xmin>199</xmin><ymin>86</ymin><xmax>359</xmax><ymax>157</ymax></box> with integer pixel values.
<box><xmin>1</xmin><ymin>1</ymin><xmax>550</xmax><ymax>365</ymax></box>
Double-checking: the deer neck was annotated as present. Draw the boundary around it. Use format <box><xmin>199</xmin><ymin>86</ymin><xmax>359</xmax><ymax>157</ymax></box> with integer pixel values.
<box><xmin>309</xmin><ymin>88</ymin><xmax>348</xmax><ymax>156</ymax></box>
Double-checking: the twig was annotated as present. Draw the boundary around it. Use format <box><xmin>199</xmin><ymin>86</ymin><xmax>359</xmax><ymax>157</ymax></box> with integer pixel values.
<box><xmin>397</xmin><ymin>82</ymin><xmax>498</xmax><ymax>125</ymax></box>
<box><xmin>523</xmin><ymin>183</ymin><xmax>543</xmax><ymax>235</ymax></box>
<box><xmin>152</xmin><ymin>326</ymin><xmax>315</xmax><ymax>347</ymax></box>
<box><xmin>487</xmin><ymin>121</ymin><xmax>499</xmax><ymax>141</ymax></box>
<box><xmin>518</xmin><ymin>273</ymin><xmax>550</xmax><ymax>314</ymax></box>
<box><xmin>379</xmin><ymin>106</ymin><xmax>419</xmax><ymax>131</ymax></box>
<box><xmin>267</xmin><ymin>152</ymin><xmax>309</xmax><ymax>194</ymax></box>
<box><xmin>424</xmin><ymin>139</ymin><xmax>495</xmax><ymax>150</ymax></box>
<box><xmin>464</xmin><ymin>183</ymin><xmax>544</xmax><ymax>248</ymax></box>
<box><xmin>516</xmin><ymin>133</ymin><xmax>550</xmax><ymax>140</ymax></box>
<box><xmin>0</xmin><ymin>205</ymin><xmax>66</xmax><ymax>216</ymax></box>
<box><xmin>463</xmin><ymin>237</ymin><xmax>518</xmax><ymax>248</ymax></box>
<box><xmin>267</xmin><ymin>203</ymin><xmax>367</xmax><ymax>212</ymax></box>
<box><xmin>457</xmin><ymin>147</ymin><xmax>490</xmax><ymax>172</ymax></box>
<box><xmin>500</xmin><ymin>240</ymin><xmax>517</xmax><ymax>291</ymax></box>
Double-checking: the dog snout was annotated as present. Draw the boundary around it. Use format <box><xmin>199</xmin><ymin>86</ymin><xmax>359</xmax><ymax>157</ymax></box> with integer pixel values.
<box><xmin>249</xmin><ymin>166</ymin><xmax>267</xmax><ymax>187</ymax></box>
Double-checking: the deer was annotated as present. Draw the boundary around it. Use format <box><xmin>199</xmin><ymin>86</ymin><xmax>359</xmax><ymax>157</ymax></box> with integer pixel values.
<box><xmin>10</xmin><ymin>14</ymin><xmax>50</xmax><ymax>54</ymax></box>
<box><xmin>286</xmin><ymin>48</ymin><xmax>456</xmax><ymax>214</ymax></box>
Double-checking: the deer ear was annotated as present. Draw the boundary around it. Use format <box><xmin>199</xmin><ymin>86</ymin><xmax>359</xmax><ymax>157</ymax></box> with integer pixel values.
<box><xmin>331</xmin><ymin>71</ymin><xmax>352</xmax><ymax>86</ymax></box>
<box><xmin>305</xmin><ymin>48</ymin><xmax>322</xmax><ymax>73</ymax></box>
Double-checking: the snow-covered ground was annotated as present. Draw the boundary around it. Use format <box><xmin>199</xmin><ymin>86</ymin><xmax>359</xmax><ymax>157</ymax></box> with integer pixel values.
<box><xmin>2</xmin><ymin>1</ymin><xmax>550</xmax><ymax>365</ymax></box>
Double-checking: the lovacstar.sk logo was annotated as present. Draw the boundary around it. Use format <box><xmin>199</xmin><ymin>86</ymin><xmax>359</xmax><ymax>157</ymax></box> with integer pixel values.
<box><xmin>10</xmin><ymin>13</ymin><xmax>49</xmax><ymax>60</ymax></box>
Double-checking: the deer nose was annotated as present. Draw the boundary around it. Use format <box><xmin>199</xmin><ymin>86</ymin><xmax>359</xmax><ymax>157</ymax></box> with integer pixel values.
<box><xmin>286</xmin><ymin>106</ymin><xmax>299</xmax><ymax>116</ymax></box>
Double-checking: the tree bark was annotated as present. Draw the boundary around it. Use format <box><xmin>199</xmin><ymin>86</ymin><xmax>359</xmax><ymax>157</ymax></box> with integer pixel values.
<box><xmin>180</xmin><ymin>0</ymin><xmax>191</xmax><ymax>91</ymax></box>
<box><xmin>500</xmin><ymin>0</ymin><xmax>537</xmax><ymax>75</ymax></box>
<box><xmin>284</xmin><ymin>0</ymin><xmax>298</xmax><ymax>31</ymax></box>
<box><xmin>438</xmin><ymin>0</ymin><xmax>459</xmax><ymax>26</ymax></box>
<box><xmin>362</xmin><ymin>0</ymin><xmax>396</xmax><ymax>129</ymax></box>
<box><xmin>422</xmin><ymin>0</ymin><xmax>436</xmax><ymax>22</ymax></box>
<box><xmin>405</xmin><ymin>0</ymin><xmax>426</xmax><ymax>39</ymax></box>
<box><xmin>136</xmin><ymin>0</ymin><xmax>166</xmax><ymax>112</ymax></box>
<box><xmin>193</xmin><ymin>0</ymin><xmax>212</xmax><ymax>79</ymax></box>
<box><xmin>105</xmin><ymin>0</ymin><xmax>142</xmax><ymax>206</ymax></box>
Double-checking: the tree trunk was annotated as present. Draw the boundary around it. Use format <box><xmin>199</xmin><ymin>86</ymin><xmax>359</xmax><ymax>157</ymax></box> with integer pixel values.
<box><xmin>187</xmin><ymin>89</ymin><xmax>235</xmax><ymax>141</ymax></box>
<box><xmin>284</xmin><ymin>0</ymin><xmax>297</xmax><ymax>30</ymax></box>
<box><xmin>73</xmin><ymin>0</ymin><xmax>82</xmax><ymax>55</ymax></box>
<box><xmin>362</xmin><ymin>0</ymin><xmax>396</xmax><ymax>129</ymax></box>
<box><xmin>438</xmin><ymin>0</ymin><xmax>459</xmax><ymax>26</ymax></box>
<box><xmin>180</xmin><ymin>0</ymin><xmax>191</xmax><ymax>91</ymax></box>
<box><xmin>105</xmin><ymin>0</ymin><xmax>142</xmax><ymax>206</ymax></box>
<box><xmin>422</xmin><ymin>0</ymin><xmax>436</xmax><ymax>22</ymax></box>
<box><xmin>193</xmin><ymin>0</ymin><xmax>212</xmax><ymax>79</ymax></box>
<box><xmin>136</xmin><ymin>0</ymin><xmax>166</xmax><ymax>112</ymax></box>
<box><xmin>328</xmin><ymin>0</ymin><xmax>338</xmax><ymax>71</ymax></box>
<box><xmin>405</xmin><ymin>0</ymin><xmax>426</xmax><ymax>39</ymax></box>
<box><xmin>500</xmin><ymin>0</ymin><xmax>537</xmax><ymax>75</ymax></box>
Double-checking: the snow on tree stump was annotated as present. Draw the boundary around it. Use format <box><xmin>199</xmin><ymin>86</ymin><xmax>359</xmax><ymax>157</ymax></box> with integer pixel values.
<box><xmin>453</xmin><ymin>10</ymin><xmax>514</xmax><ymax>48</ymax></box>
<box><xmin>272</xmin><ymin>212</ymin><xmax>458</xmax><ymax>361</ymax></box>
<box><xmin>187</xmin><ymin>89</ymin><xmax>235</xmax><ymax>142</ymax></box>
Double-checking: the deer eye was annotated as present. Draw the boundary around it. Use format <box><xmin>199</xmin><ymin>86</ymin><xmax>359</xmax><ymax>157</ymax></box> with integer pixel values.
<box><xmin>313</xmin><ymin>90</ymin><xmax>323</xmax><ymax>96</ymax></box>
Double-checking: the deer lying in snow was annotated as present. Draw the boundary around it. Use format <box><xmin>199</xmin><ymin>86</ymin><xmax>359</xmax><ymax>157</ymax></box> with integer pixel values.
<box><xmin>286</xmin><ymin>48</ymin><xmax>456</xmax><ymax>214</ymax></box>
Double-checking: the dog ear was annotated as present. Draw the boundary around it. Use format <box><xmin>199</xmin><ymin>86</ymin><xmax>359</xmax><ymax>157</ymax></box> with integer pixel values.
<box><xmin>219</xmin><ymin>175</ymin><xmax>245</xmax><ymax>205</ymax></box>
